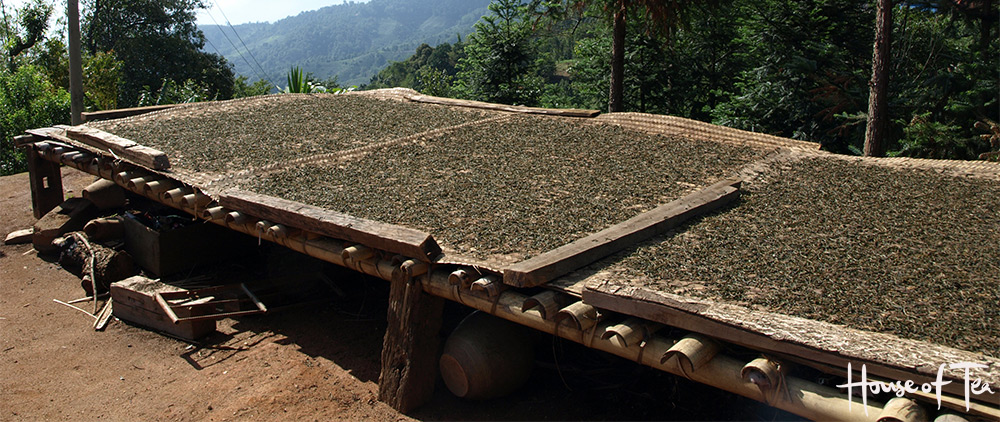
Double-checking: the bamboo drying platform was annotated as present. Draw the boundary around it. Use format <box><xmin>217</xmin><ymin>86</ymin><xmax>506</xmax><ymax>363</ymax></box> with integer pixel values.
<box><xmin>85</xmin><ymin>90</ymin><xmax>768</xmax><ymax>272</ymax></box>
<box><xmin>17</xmin><ymin>88</ymin><xmax>1000</xmax><ymax>420</ymax></box>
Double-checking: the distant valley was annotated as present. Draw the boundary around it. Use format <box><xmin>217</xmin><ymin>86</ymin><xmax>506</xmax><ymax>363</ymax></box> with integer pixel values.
<box><xmin>199</xmin><ymin>0</ymin><xmax>491</xmax><ymax>87</ymax></box>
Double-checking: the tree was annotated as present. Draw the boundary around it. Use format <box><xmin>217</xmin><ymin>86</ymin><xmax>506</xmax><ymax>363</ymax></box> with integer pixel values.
<box><xmin>0</xmin><ymin>64</ymin><xmax>70</xmax><ymax>175</ymax></box>
<box><xmin>233</xmin><ymin>75</ymin><xmax>272</xmax><ymax>98</ymax></box>
<box><xmin>3</xmin><ymin>0</ymin><xmax>52</xmax><ymax>71</ymax></box>
<box><xmin>83</xmin><ymin>50</ymin><xmax>121</xmax><ymax>110</ymax></box>
<box><xmin>710</xmin><ymin>0</ymin><xmax>874</xmax><ymax>151</ymax></box>
<box><xmin>367</xmin><ymin>41</ymin><xmax>466</xmax><ymax>93</ymax></box>
<box><xmin>864</xmin><ymin>0</ymin><xmax>892</xmax><ymax>156</ymax></box>
<box><xmin>540</xmin><ymin>0</ymin><xmax>724</xmax><ymax>112</ymax></box>
<box><xmin>456</xmin><ymin>0</ymin><xmax>544</xmax><ymax>105</ymax></box>
<box><xmin>0</xmin><ymin>1</ymin><xmax>70</xmax><ymax>176</ymax></box>
<box><xmin>82</xmin><ymin>0</ymin><xmax>234</xmax><ymax>107</ymax></box>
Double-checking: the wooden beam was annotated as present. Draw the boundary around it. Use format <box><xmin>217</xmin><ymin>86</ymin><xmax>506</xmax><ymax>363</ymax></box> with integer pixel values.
<box><xmin>406</xmin><ymin>94</ymin><xmax>600</xmax><ymax>118</ymax></box>
<box><xmin>503</xmin><ymin>179</ymin><xmax>742</xmax><ymax>287</ymax></box>
<box><xmin>582</xmin><ymin>281</ymin><xmax>1000</xmax><ymax>411</ymax></box>
<box><xmin>219</xmin><ymin>190</ymin><xmax>442</xmax><ymax>262</ymax></box>
<box><xmin>378</xmin><ymin>270</ymin><xmax>445</xmax><ymax>413</ymax></box>
<box><xmin>82</xmin><ymin>104</ymin><xmax>178</xmax><ymax>122</ymax></box>
<box><xmin>62</xmin><ymin>125</ymin><xmax>170</xmax><ymax>170</ymax></box>
<box><xmin>26</xmin><ymin>147</ymin><xmax>64</xmax><ymax>219</ymax></box>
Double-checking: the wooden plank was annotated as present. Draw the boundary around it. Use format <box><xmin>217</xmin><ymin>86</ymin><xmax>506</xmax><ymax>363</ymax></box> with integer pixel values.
<box><xmin>503</xmin><ymin>179</ymin><xmax>741</xmax><ymax>287</ymax></box>
<box><xmin>582</xmin><ymin>281</ymin><xmax>1000</xmax><ymax>410</ymax></box>
<box><xmin>378</xmin><ymin>271</ymin><xmax>445</xmax><ymax>413</ymax></box>
<box><xmin>406</xmin><ymin>94</ymin><xmax>600</xmax><ymax>118</ymax></box>
<box><xmin>62</xmin><ymin>125</ymin><xmax>170</xmax><ymax>170</ymax></box>
<box><xmin>82</xmin><ymin>104</ymin><xmax>178</xmax><ymax>122</ymax></box>
<box><xmin>24</xmin><ymin>127</ymin><xmax>68</xmax><ymax>142</ymax></box>
<box><xmin>26</xmin><ymin>147</ymin><xmax>64</xmax><ymax>219</ymax></box>
<box><xmin>220</xmin><ymin>190</ymin><xmax>442</xmax><ymax>262</ymax></box>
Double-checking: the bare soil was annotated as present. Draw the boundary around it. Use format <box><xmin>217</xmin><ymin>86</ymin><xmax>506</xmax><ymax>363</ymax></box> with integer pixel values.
<box><xmin>1</xmin><ymin>169</ymin><xmax>797</xmax><ymax>421</ymax></box>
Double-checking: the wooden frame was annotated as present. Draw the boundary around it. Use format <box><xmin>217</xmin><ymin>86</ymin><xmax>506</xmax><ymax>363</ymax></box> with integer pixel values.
<box><xmin>220</xmin><ymin>190</ymin><xmax>442</xmax><ymax>262</ymax></box>
<box><xmin>504</xmin><ymin>178</ymin><xmax>742</xmax><ymax>287</ymax></box>
<box><xmin>154</xmin><ymin>284</ymin><xmax>267</xmax><ymax>324</ymax></box>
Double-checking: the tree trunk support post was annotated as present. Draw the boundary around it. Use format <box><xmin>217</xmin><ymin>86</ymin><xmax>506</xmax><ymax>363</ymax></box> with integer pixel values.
<box><xmin>378</xmin><ymin>267</ymin><xmax>445</xmax><ymax>413</ymax></box>
<box><xmin>27</xmin><ymin>148</ymin><xmax>64</xmax><ymax>219</ymax></box>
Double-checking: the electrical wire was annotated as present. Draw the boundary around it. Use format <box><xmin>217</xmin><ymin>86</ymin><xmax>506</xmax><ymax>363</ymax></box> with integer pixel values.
<box><xmin>202</xmin><ymin>6</ymin><xmax>271</xmax><ymax>86</ymax></box>
<box><xmin>212</xmin><ymin>0</ymin><xmax>272</xmax><ymax>86</ymax></box>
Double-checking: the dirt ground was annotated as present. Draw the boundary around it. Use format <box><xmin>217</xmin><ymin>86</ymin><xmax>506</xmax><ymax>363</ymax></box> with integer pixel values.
<box><xmin>1</xmin><ymin>168</ymin><xmax>796</xmax><ymax>421</ymax></box>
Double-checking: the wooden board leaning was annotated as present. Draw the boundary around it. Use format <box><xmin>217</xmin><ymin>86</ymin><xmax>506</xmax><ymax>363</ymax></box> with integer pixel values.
<box><xmin>219</xmin><ymin>189</ymin><xmax>442</xmax><ymax>262</ymax></box>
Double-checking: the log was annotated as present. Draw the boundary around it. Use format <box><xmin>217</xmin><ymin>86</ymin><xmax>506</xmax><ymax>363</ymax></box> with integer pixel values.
<box><xmin>220</xmin><ymin>190</ymin><xmax>441</xmax><ymax>262</ymax></box>
<box><xmin>82</xmin><ymin>178</ymin><xmax>127</xmax><ymax>210</ymax></box>
<box><xmin>504</xmin><ymin>178</ymin><xmax>741</xmax><ymax>287</ymax></box>
<box><xmin>63</xmin><ymin>125</ymin><xmax>170</xmax><ymax>170</ymax></box>
<box><xmin>377</xmin><ymin>271</ymin><xmax>445</xmax><ymax>413</ymax></box>
<box><xmin>406</xmin><ymin>94</ymin><xmax>600</xmax><ymax>118</ymax></box>
<box><xmin>83</xmin><ymin>217</ymin><xmax>124</xmax><ymax>242</ymax></box>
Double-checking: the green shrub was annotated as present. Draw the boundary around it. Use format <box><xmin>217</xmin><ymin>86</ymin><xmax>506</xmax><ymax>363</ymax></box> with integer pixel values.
<box><xmin>0</xmin><ymin>65</ymin><xmax>70</xmax><ymax>176</ymax></box>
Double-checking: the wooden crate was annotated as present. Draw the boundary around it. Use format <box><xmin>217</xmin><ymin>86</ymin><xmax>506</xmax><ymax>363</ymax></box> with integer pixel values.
<box><xmin>122</xmin><ymin>215</ymin><xmax>252</xmax><ymax>277</ymax></box>
<box><xmin>110</xmin><ymin>276</ymin><xmax>215</xmax><ymax>340</ymax></box>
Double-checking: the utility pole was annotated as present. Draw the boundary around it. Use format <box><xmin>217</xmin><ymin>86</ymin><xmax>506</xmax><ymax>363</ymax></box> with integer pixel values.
<box><xmin>68</xmin><ymin>0</ymin><xmax>84</xmax><ymax>125</ymax></box>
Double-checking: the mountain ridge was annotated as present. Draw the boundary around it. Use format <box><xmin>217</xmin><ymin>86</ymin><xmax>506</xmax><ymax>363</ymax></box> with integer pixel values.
<box><xmin>200</xmin><ymin>0</ymin><xmax>491</xmax><ymax>87</ymax></box>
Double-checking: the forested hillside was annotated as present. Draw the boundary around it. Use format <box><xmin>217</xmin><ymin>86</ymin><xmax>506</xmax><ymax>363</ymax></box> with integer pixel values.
<box><xmin>200</xmin><ymin>0</ymin><xmax>491</xmax><ymax>86</ymax></box>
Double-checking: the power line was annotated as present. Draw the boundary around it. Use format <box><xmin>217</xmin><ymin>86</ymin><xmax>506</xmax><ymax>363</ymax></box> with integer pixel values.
<box><xmin>203</xmin><ymin>6</ymin><xmax>272</xmax><ymax>86</ymax></box>
<box><xmin>201</xmin><ymin>33</ymin><xmax>235</xmax><ymax>86</ymax></box>
<box><xmin>212</xmin><ymin>0</ymin><xmax>272</xmax><ymax>86</ymax></box>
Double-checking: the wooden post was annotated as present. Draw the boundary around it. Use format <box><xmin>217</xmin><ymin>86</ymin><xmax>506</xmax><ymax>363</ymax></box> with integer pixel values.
<box><xmin>68</xmin><ymin>0</ymin><xmax>84</xmax><ymax>125</ymax></box>
<box><xmin>378</xmin><ymin>269</ymin><xmax>444</xmax><ymax>413</ymax></box>
<box><xmin>27</xmin><ymin>148</ymin><xmax>64</xmax><ymax>219</ymax></box>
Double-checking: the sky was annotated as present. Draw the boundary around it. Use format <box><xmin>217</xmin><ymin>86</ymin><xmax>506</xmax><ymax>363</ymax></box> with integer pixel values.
<box><xmin>195</xmin><ymin>0</ymin><xmax>368</xmax><ymax>26</ymax></box>
<box><xmin>2</xmin><ymin>0</ymin><xmax>369</xmax><ymax>27</ymax></box>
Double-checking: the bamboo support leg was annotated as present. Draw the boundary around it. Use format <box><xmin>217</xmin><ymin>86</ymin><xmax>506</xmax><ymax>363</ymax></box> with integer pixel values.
<box><xmin>27</xmin><ymin>148</ymin><xmax>64</xmax><ymax>219</ymax></box>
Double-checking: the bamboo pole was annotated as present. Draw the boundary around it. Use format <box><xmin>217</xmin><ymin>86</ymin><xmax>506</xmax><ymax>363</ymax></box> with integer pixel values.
<box><xmin>420</xmin><ymin>270</ymin><xmax>884</xmax><ymax>421</ymax></box>
<box><xmin>448</xmin><ymin>268</ymin><xmax>479</xmax><ymax>288</ymax></box>
<box><xmin>555</xmin><ymin>301</ymin><xmax>599</xmax><ymax>332</ymax></box>
<box><xmin>601</xmin><ymin>318</ymin><xmax>661</xmax><ymax>348</ymax></box>
<box><xmin>126</xmin><ymin>175</ymin><xmax>159</xmax><ymax>191</ymax></box>
<box><xmin>521</xmin><ymin>290</ymin><xmax>573</xmax><ymax>320</ymax></box>
<box><xmin>470</xmin><ymin>276</ymin><xmax>503</xmax><ymax>297</ymax></box>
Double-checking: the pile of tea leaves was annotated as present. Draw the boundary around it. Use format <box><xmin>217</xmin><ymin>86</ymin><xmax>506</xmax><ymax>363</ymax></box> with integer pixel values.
<box><xmin>245</xmin><ymin>115</ymin><xmax>763</xmax><ymax>260</ymax></box>
<box><xmin>87</xmin><ymin>94</ymin><xmax>489</xmax><ymax>173</ymax></box>
<box><xmin>603</xmin><ymin>156</ymin><xmax>1000</xmax><ymax>356</ymax></box>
